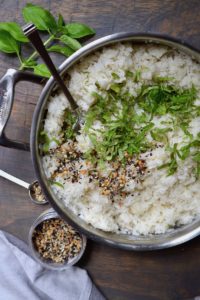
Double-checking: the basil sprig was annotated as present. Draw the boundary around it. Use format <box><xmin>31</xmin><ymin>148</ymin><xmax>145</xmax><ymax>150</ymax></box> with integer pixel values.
<box><xmin>0</xmin><ymin>3</ymin><xmax>95</xmax><ymax>77</ymax></box>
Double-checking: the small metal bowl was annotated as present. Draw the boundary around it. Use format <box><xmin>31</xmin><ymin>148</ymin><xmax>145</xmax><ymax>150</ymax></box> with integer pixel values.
<box><xmin>29</xmin><ymin>208</ymin><xmax>87</xmax><ymax>270</ymax></box>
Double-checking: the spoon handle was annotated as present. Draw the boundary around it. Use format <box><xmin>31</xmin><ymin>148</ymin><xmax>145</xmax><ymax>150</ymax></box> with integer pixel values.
<box><xmin>0</xmin><ymin>169</ymin><xmax>30</xmax><ymax>189</ymax></box>
<box><xmin>23</xmin><ymin>23</ymin><xmax>78</xmax><ymax>111</ymax></box>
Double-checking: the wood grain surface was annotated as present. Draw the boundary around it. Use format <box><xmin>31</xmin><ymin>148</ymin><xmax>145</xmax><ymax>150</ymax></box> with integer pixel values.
<box><xmin>0</xmin><ymin>1</ymin><xmax>200</xmax><ymax>299</ymax></box>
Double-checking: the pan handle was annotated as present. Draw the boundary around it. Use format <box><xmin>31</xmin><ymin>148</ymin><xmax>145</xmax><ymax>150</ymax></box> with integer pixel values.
<box><xmin>0</xmin><ymin>69</ymin><xmax>44</xmax><ymax>151</ymax></box>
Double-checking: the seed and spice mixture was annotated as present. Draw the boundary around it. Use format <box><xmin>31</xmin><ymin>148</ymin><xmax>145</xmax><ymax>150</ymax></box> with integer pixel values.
<box><xmin>40</xmin><ymin>43</ymin><xmax>200</xmax><ymax>236</ymax></box>
<box><xmin>32</xmin><ymin>218</ymin><xmax>82</xmax><ymax>264</ymax></box>
<box><xmin>30</xmin><ymin>182</ymin><xmax>46</xmax><ymax>203</ymax></box>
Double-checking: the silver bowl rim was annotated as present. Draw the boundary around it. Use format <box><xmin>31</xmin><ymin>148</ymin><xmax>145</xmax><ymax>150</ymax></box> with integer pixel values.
<box><xmin>31</xmin><ymin>32</ymin><xmax>200</xmax><ymax>251</ymax></box>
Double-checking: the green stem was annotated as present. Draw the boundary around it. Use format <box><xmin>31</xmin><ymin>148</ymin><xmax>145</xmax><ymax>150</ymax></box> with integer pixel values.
<box><xmin>16</xmin><ymin>51</ymin><xmax>23</xmax><ymax>66</ymax></box>
<box><xmin>19</xmin><ymin>34</ymin><xmax>55</xmax><ymax>70</ymax></box>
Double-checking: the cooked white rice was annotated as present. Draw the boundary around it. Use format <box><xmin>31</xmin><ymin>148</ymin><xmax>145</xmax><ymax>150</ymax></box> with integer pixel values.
<box><xmin>42</xmin><ymin>43</ymin><xmax>200</xmax><ymax>235</ymax></box>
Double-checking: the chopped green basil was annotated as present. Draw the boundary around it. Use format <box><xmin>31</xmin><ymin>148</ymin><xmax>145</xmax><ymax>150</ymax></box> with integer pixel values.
<box><xmin>39</xmin><ymin>131</ymin><xmax>60</xmax><ymax>154</ymax></box>
<box><xmin>62</xmin><ymin>109</ymin><xmax>76</xmax><ymax>140</ymax></box>
<box><xmin>40</xmin><ymin>73</ymin><xmax>199</xmax><ymax>178</ymax></box>
<box><xmin>49</xmin><ymin>180</ymin><xmax>64</xmax><ymax>188</ymax></box>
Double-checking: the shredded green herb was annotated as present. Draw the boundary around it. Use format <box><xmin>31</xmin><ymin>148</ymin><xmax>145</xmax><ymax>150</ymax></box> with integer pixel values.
<box><xmin>152</xmin><ymin>74</ymin><xmax>174</xmax><ymax>83</ymax></box>
<box><xmin>111</xmin><ymin>72</ymin><xmax>120</xmax><ymax>80</ymax></box>
<box><xmin>82</xmin><ymin>76</ymin><xmax>199</xmax><ymax>176</ymax></box>
<box><xmin>39</xmin><ymin>131</ymin><xmax>60</xmax><ymax>153</ymax></box>
<box><xmin>48</xmin><ymin>180</ymin><xmax>64</xmax><ymax>188</ymax></box>
<box><xmin>136</xmin><ymin>84</ymin><xmax>197</xmax><ymax>119</ymax></box>
<box><xmin>62</xmin><ymin>109</ymin><xmax>76</xmax><ymax>140</ymax></box>
<box><xmin>158</xmin><ymin>143</ymin><xmax>179</xmax><ymax>176</ymax></box>
<box><xmin>158</xmin><ymin>134</ymin><xmax>200</xmax><ymax>176</ymax></box>
<box><xmin>134</xmin><ymin>69</ymin><xmax>141</xmax><ymax>83</ymax></box>
<box><xmin>40</xmin><ymin>71</ymin><xmax>199</xmax><ymax>178</ymax></box>
<box><xmin>150</xmin><ymin>127</ymin><xmax>172</xmax><ymax>143</ymax></box>
<box><xmin>124</xmin><ymin>69</ymin><xmax>142</xmax><ymax>82</ymax></box>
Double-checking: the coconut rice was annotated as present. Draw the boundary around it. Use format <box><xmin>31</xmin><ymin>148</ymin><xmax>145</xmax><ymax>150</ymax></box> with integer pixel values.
<box><xmin>41</xmin><ymin>43</ymin><xmax>200</xmax><ymax>236</ymax></box>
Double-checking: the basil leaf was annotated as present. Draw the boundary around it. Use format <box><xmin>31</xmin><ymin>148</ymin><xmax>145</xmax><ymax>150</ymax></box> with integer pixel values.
<box><xmin>0</xmin><ymin>22</ymin><xmax>28</xmax><ymax>42</ymax></box>
<box><xmin>47</xmin><ymin>45</ymin><xmax>74</xmax><ymax>57</ymax></box>
<box><xmin>62</xmin><ymin>109</ymin><xmax>77</xmax><ymax>140</ymax></box>
<box><xmin>112</xmin><ymin>72</ymin><xmax>120</xmax><ymax>80</ymax></box>
<box><xmin>193</xmin><ymin>153</ymin><xmax>200</xmax><ymax>163</ymax></box>
<box><xmin>134</xmin><ymin>70</ymin><xmax>141</xmax><ymax>82</ymax></box>
<box><xmin>65</xmin><ymin>22</ymin><xmax>95</xmax><ymax>38</ymax></box>
<box><xmin>39</xmin><ymin>131</ymin><xmax>51</xmax><ymax>153</ymax></box>
<box><xmin>33</xmin><ymin>64</ymin><xmax>51</xmax><ymax>78</ymax></box>
<box><xmin>150</xmin><ymin>127</ymin><xmax>171</xmax><ymax>143</ymax></box>
<box><xmin>22</xmin><ymin>3</ymin><xmax>57</xmax><ymax>32</ymax></box>
<box><xmin>39</xmin><ymin>131</ymin><xmax>60</xmax><ymax>153</ymax></box>
<box><xmin>60</xmin><ymin>35</ymin><xmax>81</xmax><ymax>51</ymax></box>
<box><xmin>156</xmin><ymin>104</ymin><xmax>167</xmax><ymax>115</ymax></box>
<box><xmin>110</xmin><ymin>83</ymin><xmax>121</xmax><ymax>93</ymax></box>
<box><xmin>0</xmin><ymin>30</ymin><xmax>20</xmax><ymax>54</ymax></box>
<box><xmin>49</xmin><ymin>180</ymin><xmax>64</xmax><ymax>189</ymax></box>
<box><xmin>152</xmin><ymin>74</ymin><xmax>174</xmax><ymax>83</ymax></box>
<box><xmin>125</xmin><ymin>70</ymin><xmax>134</xmax><ymax>78</ymax></box>
<box><xmin>180</xmin><ymin>123</ymin><xmax>193</xmax><ymax>139</ymax></box>
<box><xmin>57</xmin><ymin>14</ymin><xmax>65</xmax><ymax>28</ymax></box>
<box><xmin>195</xmin><ymin>163</ymin><xmax>200</xmax><ymax>178</ymax></box>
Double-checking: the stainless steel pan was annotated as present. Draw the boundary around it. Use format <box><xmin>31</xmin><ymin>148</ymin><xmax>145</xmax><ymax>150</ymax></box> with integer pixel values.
<box><xmin>1</xmin><ymin>32</ymin><xmax>200</xmax><ymax>250</ymax></box>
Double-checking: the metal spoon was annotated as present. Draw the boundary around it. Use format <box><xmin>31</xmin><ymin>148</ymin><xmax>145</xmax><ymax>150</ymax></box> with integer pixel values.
<box><xmin>0</xmin><ymin>169</ymin><xmax>48</xmax><ymax>205</ymax></box>
<box><xmin>22</xmin><ymin>23</ymin><xmax>82</xmax><ymax>131</ymax></box>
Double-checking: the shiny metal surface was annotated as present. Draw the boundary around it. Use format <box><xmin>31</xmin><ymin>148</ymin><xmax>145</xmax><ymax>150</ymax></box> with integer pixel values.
<box><xmin>31</xmin><ymin>32</ymin><xmax>200</xmax><ymax>250</ymax></box>
<box><xmin>0</xmin><ymin>69</ymin><xmax>43</xmax><ymax>150</ymax></box>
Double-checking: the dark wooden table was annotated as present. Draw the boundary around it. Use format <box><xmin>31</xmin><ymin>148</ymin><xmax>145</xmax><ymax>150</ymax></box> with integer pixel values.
<box><xmin>0</xmin><ymin>1</ymin><xmax>200</xmax><ymax>299</ymax></box>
